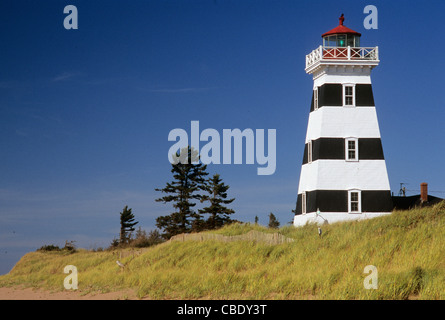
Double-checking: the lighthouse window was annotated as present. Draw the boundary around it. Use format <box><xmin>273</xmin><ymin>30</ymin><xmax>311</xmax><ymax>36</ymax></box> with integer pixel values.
<box><xmin>337</xmin><ymin>35</ymin><xmax>346</xmax><ymax>47</ymax></box>
<box><xmin>348</xmin><ymin>140</ymin><xmax>356</xmax><ymax>159</ymax></box>
<box><xmin>307</xmin><ymin>140</ymin><xmax>313</xmax><ymax>163</ymax></box>
<box><xmin>343</xmin><ymin>84</ymin><xmax>355</xmax><ymax>106</ymax></box>
<box><xmin>345</xmin><ymin>86</ymin><xmax>353</xmax><ymax>105</ymax></box>
<box><xmin>313</xmin><ymin>87</ymin><xmax>319</xmax><ymax>110</ymax></box>
<box><xmin>345</xmin><ymin>138</ymin><xmax>359</xmax><ymax>161</ymax></box>
<box><xmin>302</xmin><ymin>192</ymin><xmax>307</xmax><ymax>214</ymax></box>
<box><xmin>348</xmin><ymin>190</ymin><xmax>361</xmax><ymax>213</ymax></box>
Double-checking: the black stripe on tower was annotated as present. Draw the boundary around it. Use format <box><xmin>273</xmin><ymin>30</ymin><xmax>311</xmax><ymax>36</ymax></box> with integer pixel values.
<box><xmin>302</xmin><ymin>138</ymin><xmax>384</xmax><ymax>164</ymax></box>
<box><xmin>319</xmin><ymin>84</ymin><xmax>343</xmax><ymax>108</ymax></box>
<box><xmin>356</xmin><ymin>84</ymin><xmax>375</xmax><ymax>106</ymax></box>
<box><xmin>294</xmin><ymin>190</ymin><xmax>393</xmax><ymax>215</ymax></box>
<box><xmin>310</xmin><ymin>83</ymin><xmax>375</xmax><ymax>112</ymax></box>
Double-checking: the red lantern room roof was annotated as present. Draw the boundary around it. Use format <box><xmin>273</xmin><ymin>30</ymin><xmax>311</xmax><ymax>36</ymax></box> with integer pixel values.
<box><xmin>322</xmin><ymin>14</ymin><xmax>361</xmax><ymax>37</ymax></box>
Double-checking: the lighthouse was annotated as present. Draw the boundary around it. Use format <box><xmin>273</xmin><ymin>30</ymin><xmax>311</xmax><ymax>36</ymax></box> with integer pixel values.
<box><xmin>293</xmin><ymin>15</ymin><xmax>393</xmax><ymax>226</ymax></box>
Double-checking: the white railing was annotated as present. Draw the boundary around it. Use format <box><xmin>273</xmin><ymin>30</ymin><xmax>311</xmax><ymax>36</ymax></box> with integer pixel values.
<box><xmin>306</xmin><ymin>46</ymin><xmax>379</xmax><ymax>69</ymax></box>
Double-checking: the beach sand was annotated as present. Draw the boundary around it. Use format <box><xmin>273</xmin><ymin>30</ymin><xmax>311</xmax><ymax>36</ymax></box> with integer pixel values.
<box><xmin>0</xmin><ymin>286</ymin><xmax>140</xmax><ymax>300</ymax></box>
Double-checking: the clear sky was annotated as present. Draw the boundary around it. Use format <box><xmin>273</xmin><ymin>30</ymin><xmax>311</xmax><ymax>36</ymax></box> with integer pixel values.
<box><xmin>1</xmin><ymin>0</ymin><xmax>444</xmax><ymax>274</ymax></box>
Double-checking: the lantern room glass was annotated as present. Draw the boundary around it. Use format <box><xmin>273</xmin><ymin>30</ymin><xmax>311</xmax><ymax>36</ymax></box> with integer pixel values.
<box><xmin>323</xmin><ymin>34</ymin><xmax>360</xmax><ymax>47</ymax></box>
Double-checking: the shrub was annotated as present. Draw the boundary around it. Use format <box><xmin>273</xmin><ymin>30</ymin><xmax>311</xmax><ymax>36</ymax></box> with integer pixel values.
<box><xmin>37</xmin><ymin>244</ymin><xmax>60</xmax><ymax>252</ymax></box>
<box><xmin>63</xmin><ymin>240</ymin><xmax>77</xmax><ymax>253</ymax></box>
<box><xmin>131</xmin><ymin>228</ymin><xmax>164</xmax><ymax>248</ymax></box>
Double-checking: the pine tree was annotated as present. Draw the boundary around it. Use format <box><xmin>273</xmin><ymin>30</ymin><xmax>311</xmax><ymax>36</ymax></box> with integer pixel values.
<box><xmin>199</xmin><ymin>174</ymin><xmax>235</xmax><ymax>230</ymax></box>
<box><xmin>291</xmin><ymin>201</ymin><xmax>298</xmax><ymax>215</ymax></box>
<box><xmin>268</xmin><ymin>212</ymin><xmax>280</xmax><ymax>229</ymax></box>
<box><xmin>155</xmin><ymin>146</ymin><xmax>208</xmax><ymax>239</ymax></box>
<box><xmin>119</xmin><ymin>205</ymin><xmax>138</xmax><ymax>244</ymax></box>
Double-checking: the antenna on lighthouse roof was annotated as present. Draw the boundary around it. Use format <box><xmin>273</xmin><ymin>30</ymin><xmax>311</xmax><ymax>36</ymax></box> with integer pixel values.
<box><xmin>399</xmin><ymin>183</ymin><xmax>408</xmax><ymax>197</ymax></box>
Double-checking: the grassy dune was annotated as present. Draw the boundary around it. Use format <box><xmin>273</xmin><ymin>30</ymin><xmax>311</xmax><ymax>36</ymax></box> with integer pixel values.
<box><xmin>1</xmin><ymin>202</ymin><xmax>444</xmax><ymax>299</ymax></box>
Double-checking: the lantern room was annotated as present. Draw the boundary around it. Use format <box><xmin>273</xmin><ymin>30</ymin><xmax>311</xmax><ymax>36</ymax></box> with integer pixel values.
<box><xmin>322</xmin><ymin>14</ymin><xmax>361</xmax><ymax>47</ymax></box>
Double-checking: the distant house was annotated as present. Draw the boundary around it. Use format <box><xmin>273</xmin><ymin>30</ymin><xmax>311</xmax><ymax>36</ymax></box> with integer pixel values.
<box><xmin>392</xmin><ymin>183</ymin><xmax>443</xmax><ymax>210</ymax></box>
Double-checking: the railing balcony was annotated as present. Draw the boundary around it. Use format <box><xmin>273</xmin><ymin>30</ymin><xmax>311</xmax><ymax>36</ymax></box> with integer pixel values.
<box><xmin>305</xmin><ymin>46</ymin><xmax>379</xmax><ymax>71</ymax></box>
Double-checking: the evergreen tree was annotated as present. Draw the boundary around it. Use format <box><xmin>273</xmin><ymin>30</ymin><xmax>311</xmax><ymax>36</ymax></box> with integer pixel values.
<box><xmin>291</xmin><ymin>201</ymin><xmax>298</xmax><ymax>215</ymax></box>
<box><xmin>254</xmin><ymin>215</ymin><xmax>259</xmax><ymax>224</ymax></box>
<box><xmin>268</xmin><ymin>212</ymin><xmax>280</xmax><ymax>229</ymax></box>
<box><xmin>290</xmin><ymin>201</ymin><xmax>298</xmax><ymax>225</ymax></box>
<box><xmin>119</xmin><ymin>205</ymin><xmax>138</xmax><ymax>244</ymax></box>
<box><xmin>199</xmin><ymin>174</ymin><xmax>235</xmax><ymax>230</ymax></box>
<box><xmin>155</xmin><ymin>146</ymin><xmax>208</xmax><ymax>239</ymax></box>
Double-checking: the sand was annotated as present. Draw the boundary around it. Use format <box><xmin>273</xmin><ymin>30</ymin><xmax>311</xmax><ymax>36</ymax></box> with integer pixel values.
<box><xmin>0</xmin><ymin>286</ymin><xmax>141</xmax><ymax>300</ymax></box>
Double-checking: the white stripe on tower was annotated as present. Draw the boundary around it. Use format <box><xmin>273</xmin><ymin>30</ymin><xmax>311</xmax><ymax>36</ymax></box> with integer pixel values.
<box><xmin>305</xmin><ymin>107</ymin><xmax>381</xmax><ymax>142</ymax></box>
<box><xmin>298</xmin><ymin>160</ymin><xmax>390</xmax><ymax>192</ymax></box>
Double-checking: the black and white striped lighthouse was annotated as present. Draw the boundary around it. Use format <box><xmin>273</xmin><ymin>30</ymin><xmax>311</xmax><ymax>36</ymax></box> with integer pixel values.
<box><xmin>294</xmin><ymin>15</ymin><xmax>393</xmax><ymax>226</ymax></box>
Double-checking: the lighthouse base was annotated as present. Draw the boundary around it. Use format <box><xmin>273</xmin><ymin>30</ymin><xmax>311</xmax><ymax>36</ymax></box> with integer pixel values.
<box><xmin>293</xmin><ymin>212</ymin><xmax>391</xmax><ymax>227</ymax></box>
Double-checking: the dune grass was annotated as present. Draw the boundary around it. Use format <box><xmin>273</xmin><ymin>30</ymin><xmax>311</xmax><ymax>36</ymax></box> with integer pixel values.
<box><xmin>0</xmin><ymin>202</ymin><xmax>444</xmax><ymax>299</ymax></box>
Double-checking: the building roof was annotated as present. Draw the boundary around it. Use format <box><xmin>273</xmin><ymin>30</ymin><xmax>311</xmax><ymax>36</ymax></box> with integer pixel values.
<box><xmin>322</xmin><ymin>14</ymin><xmax>361</xmax><ymax>38</ymax></box>
<box><xmin>392</xmin><ymin>195</ymin><xmax>444</xmax><ymax>210</ymax></box>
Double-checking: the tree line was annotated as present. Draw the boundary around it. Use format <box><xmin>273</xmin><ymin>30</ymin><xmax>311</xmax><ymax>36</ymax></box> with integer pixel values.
<box><xmin>111</xmin><ymin>146</ymin><xmax>281</xmax><ymax>249</ymax></box>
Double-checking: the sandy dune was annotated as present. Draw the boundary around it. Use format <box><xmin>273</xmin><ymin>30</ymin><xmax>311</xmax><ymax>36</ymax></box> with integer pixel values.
<box><xmin>0</xmin><ymin>286</ymin><xmax>140</xmax><ymax>300</ymax></box>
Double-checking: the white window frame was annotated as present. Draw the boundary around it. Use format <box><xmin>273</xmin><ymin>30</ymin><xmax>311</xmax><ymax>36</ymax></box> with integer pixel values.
<box><xmin>343</xmin><ymin>84</ymin><xmax>355</xmax><ymax>107</ymax></box>
<box><xmin>307</xmin><ymin>140</ymin><xmax>313</xmax><ymax>163</ymax></box>
<box><xmin>313</xmin><ymin>87</ymin><xmax>319</xmax><ymax>110</ymax></box>
<box><xmin>302</xmin><ymin>192</ymin><xmax>307</xmax><ymax>214</ymax></box>
<box><xmin>348</xmin><ymin>190</ymin><xmax>362</xmax><ymax>213</ymax></box>
<box><xmin>345</xmin><ymin>137</ymin><xmax>359</xmax><ymax>162</ymax></box>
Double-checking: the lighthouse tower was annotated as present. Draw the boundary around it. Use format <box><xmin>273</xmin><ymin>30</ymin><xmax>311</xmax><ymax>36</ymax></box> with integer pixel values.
<box><xmin>294</xmin><ymin>15</ymin><xmax>393</xmax><ymax>226</ymax></box>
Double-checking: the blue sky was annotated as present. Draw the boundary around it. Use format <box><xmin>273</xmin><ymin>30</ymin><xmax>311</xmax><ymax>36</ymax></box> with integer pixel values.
<box><xmin>1</xmin><ymin>0</ymin><xmax>444</xmax><ymax>274</ymax></box>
